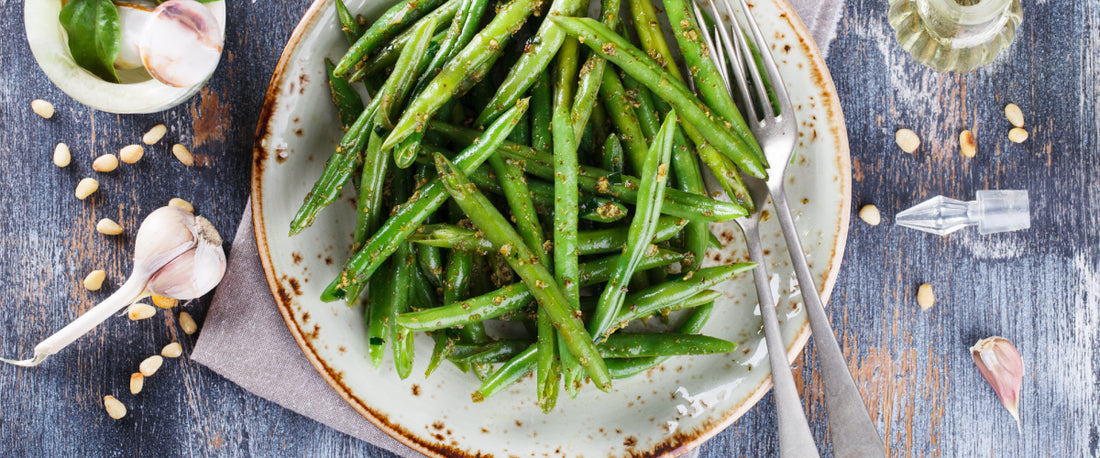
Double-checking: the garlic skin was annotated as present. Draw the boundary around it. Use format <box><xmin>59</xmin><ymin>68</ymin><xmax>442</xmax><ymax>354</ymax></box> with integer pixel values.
<box><xmin>115</xmin><ymin>4</ymin><xmax>154</xmax><ymax>70</ymax></box>
<box><xmin>138</xmin><ymin>0</ymin><xmax>224</xmax><ymax>88</ymax></box>
<box><xmin>970</xmin><ymin>336</ymin><xmax>1024</xmax><ymax>430</ymax></box>
<box><xmin>0</xmin><ymin>205</ymin><xmax>226</xmax><ymax>367</ymax></box>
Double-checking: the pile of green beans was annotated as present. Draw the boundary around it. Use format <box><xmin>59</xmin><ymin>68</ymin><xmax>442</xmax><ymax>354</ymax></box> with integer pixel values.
<box><xmin>289</xmin><ymin>0</ymin><xmax>765</xmax><ymax>412</ymax></box>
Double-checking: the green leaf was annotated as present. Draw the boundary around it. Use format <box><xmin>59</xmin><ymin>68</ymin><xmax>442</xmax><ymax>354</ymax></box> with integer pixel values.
<box><xmin>59</xmin><ymin>0</ymin><xmax>122</xmax><ymax>83</ymax></box>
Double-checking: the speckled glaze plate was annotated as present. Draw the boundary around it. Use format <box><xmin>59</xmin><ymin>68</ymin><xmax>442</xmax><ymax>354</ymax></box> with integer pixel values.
<box><xmin>252</xmin><ymin>0</ymin><xmax>849</xmax><ymax>455</ymax></box>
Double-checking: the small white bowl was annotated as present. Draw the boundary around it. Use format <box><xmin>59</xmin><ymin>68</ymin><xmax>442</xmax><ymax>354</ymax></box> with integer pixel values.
<box><xmin>24</xmin><ymin>0</ymin><xmax>226</xmax><ymax>114</ymax></box>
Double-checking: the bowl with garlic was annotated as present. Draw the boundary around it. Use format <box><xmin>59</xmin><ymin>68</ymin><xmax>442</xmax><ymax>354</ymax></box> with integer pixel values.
<box><xmin>25</xmin><ymin>0</ymin><xmax>226</xmax><ymax>114</ymax></box>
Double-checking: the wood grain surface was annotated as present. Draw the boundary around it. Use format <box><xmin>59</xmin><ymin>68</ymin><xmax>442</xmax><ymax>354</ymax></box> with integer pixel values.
<box><xmin>1</xmin><ymin>0</ymin><xmax>1097</xmax><ymax>456</ymax></box>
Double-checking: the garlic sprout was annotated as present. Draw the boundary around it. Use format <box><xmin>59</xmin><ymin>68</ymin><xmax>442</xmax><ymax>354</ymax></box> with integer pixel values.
<box><xmin>0</xmin><ymin>206</ymin><xmax>226</xmax><ymax>367</ymax></box>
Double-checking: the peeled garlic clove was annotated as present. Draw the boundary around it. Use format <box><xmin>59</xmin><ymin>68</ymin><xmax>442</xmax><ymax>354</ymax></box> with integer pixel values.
<box><xmin>115</xmin><ymin>4</ymin><xmax>154</xmax><ymax>70</ymax></box>
<box><xmin>970</xmin><ymin>336</ymin><xmax>1024</xmax><ymax>430</ymax></box>
<box><xmin>138</xmin><ymin>0</ymin><xmax>224</xmax><ymax>88</ymax></box>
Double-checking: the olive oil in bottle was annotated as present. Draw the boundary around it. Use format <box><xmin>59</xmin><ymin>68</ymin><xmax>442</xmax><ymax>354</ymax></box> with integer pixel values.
<box><xmin>888</xmin><ymin>0</ymin><xmax>1022</xmax><ymax>73</ymax></box>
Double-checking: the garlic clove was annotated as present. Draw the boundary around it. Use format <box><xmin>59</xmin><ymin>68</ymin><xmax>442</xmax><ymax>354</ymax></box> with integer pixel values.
<box><xmin>115</xmin><ymin>4</ymin><xmax>154</xmax><ymax>70</ymax></box>
<box><xmin>138</xmin><ymin>0</ymin><xmax>224</xmax><ymax>88</ymax></box>
<box><xmin>970</xmin><ymin>336</ymin><xmax>1024</xmax><ymax>431</ymax></box>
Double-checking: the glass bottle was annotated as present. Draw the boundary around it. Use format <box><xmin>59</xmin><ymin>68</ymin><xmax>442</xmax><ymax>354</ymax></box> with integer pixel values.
<box><xmin>888</xmin><ymin>0</ymin><xmax>1023</xmax><ymax>73</ymax></box>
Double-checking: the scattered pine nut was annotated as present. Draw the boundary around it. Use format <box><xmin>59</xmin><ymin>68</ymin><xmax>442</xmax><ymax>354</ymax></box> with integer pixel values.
<box><xmin>1008</xmin><ymin>127</ymin><xmax>1029</xmax><ymax>143</ymax></box>
<box><xmin>151</xmin><ymin>295</ymin><xmax>178</xmax><ymax>309</ymax></box>
<box><xmin>31</xmin><ymin>99</ymin><xmax>55</xmax><ymax>119</ymax></box>
<box><xmin>168</xmin><ymin>198</ymin><xmax>194</xmax><ymax>213</ymax></box>
<box><xmin>161</xmin><ymin>342</ymin><xmax>183</xmax><ymax>358</ymax></box>
<box><xmin>894</xmin><ymin>128</ymin><xmax>920</xmax><ymax>154</ymax></box>
<box><xmin>92</xmin><ymin>154</ymin><xmax>119</xmax><ymax>172</ymax></box>
<box><xmin>129</xmin><ymin>373</ymin><xmax>144</xmax><ymax>394</ymax></box>
<box><xmin>859</xmin><ymin>204</ymin><xmax>882</xmax><ymax>226</ymax></box>
<box><xmin>96</xmin><ymin>218</ymin><xmax>124</xmax><ymax>235</ymax></box>
<box><xmin>1004</xmin><ymin>103</ymin><xmax>1024</xmax><ymax>127</ymax></box>
<box><xmin>172</xmin><ymin>144</ymin><xmax>195</xmax><ymax>166</ymax></box>
<box><xmin>75</xmin><ymin>178</ymin><xmax>99</xmax><ymax>200</ymax></box>
<box><xmin>142</xmin><ymin>124</ymin><xmax>167</xmax><ymax>145</ymax></box>
<box><xmin>179</xmin><ymin>311</ymin><xmax>198</xmax><ymax>335</ymax></box>
<box><xmin>103</xmin><ymin>395</ymin><xmax>127</xmax><ymax>419</ymax></box>
<box><xmin>127</xmin><ymin>303</ymin><xmax>157</xmax><ymax>321</ymax></box>
<box><xmin>53</xmin><ymin>143</ymin><xmax>71</xmax><ymax>167</ymax></box>
<box><xmin>83</xmin><ymin>270</ymin><xmax>106</xmax><ymax>291</ymax></box>
<box><xmin>119</xmin><ymin>145</ymin><xmax>145</xmax><ymax>164</ymax></box>
<box><xmin>139</xmin><ymin>355</ymin><xmax>164</xmax><ymax>377</ymax></box>
<box><xmin>959</xmin><ymin>130</ymin><xmax>977</xmax><ymax>158</ymax></box>
<box><xmin>917</xmin><ymin>283</ymin><xmax>935</xmax><ymax>310</ymax></box>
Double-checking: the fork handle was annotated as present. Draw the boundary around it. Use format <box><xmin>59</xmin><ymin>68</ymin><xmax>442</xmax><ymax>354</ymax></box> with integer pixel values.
<box><xmin>771</xmin><ymin>187</ymin><xmax>888</xmax><ymax>458</ymax></box>
<box><xmin>742</xmin><ymin>220</ymin><xmax>821</xmax><ymax>458</ymax></box>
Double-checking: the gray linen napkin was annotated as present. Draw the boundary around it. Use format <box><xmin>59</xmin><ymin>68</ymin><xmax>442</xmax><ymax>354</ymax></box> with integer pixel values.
<box><xmin>192</xmin><ymin>2</ymin><xmax>843</xmax><ymax>456</ymax></box>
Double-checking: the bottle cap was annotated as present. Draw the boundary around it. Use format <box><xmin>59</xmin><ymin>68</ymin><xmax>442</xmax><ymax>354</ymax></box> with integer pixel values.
<box><xmin>975</xmin><ymin>190</ymin><xmax>1030</xmax><ymax>234</ymax></box>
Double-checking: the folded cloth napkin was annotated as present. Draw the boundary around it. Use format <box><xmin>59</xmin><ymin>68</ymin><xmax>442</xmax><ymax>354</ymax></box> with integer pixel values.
<box><xmin>192</xmin><ymin>2</ymin><xmax>843</xmax><ymax>456</ymax></box>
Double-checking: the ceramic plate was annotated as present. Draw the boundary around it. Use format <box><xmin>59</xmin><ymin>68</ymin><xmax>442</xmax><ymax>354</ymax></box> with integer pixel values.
<box><xmin>253</xmin><ymin>0</ymin><xmax>849</xmax><ymax>454</ymax></box>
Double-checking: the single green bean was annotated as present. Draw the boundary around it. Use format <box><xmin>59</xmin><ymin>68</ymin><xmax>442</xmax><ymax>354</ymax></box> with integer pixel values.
<box><xmin>589</xmin><ymin>111</ymin><xmax>676</xmax><ymax>339</ymax></box>
<box><xmin>488</xmin><ymin>153</ymin><xmax>546</xmax><ymax>267</ymax></box>
<box><xmin>378</xmin><ymin>17</ymin><xmax>438</xmax><ymax>129</ymax></box>
<box><xmin>568</xmin><ymin>0</ymin><xmax>623</xmax><ymax>143</ymax></box>
<box><xmin>448</xmin><ymin>340</ymin><xmax>531</xmax><ymax>364</ymax></box>
<box><xmin>335</xmin><ymin>0</ymin><xmax>453</xmax><ymax>75</ymax></box>
<box><xmin>325</xmin><ymin>59</ymin><xmax>365</xmax><ymax>129</ymax></box>
<box><xmin>334</xmin><ymin>0</ymin><xmax>362</xmax><ymax>44</ymax></box>
<box><xmin>597</xmin><ymin>334</ymin><xmax>736</xmax><ymax>358</ymax></box>
<box><xmin>366</xmin><ymin>259</ymin><xmax>395</xmax><ymax>367</ymax></box>
<box><xmin>472</xmin><ymin>345</ymin><xmax>536</xmax><ymax>402</ymax></box>
<box><xmin>433</xmin><ymin>153</ymin><xmax>612</xmax><ymax>391</ymax></box>
<box><xmin>552</xmin><ymin>36</ymin><xmax>581</xmax><ymax>309</ymax></box>
<box><xmin>601</xmin><ymin>134</ymin><xmax>624</xmax><ymax>174</ymax></box>
<box><xmin>611</xmin><ymin>263</ymin><xmax>752</xmax><ymax>329</ymax></box>
<box><xmin>410</xmin><ymin>216</ymin><xmax>685</xmax><ymax>256</ymax></box>
<box><xmin>378</xmin><ymin>0</ymin><xmax>538</xmax><ymax>152</ymax></box>
<box><xmin>529</xmin><ymin>72</ymin><xmax>552</xmax><ymax>152</ymax></box>
<box><xmin>599</xmin><ymin>69</ymin><xmax>648</xmax><ymax>171</ymax></box>
<box><xmin>550</xmin><ymin>16</ymin><xmax>767</xmax><ymax>179</ymax></box>
<box><xmin>323</xmin><ymin>99</ymin><xmax>529</xmax><ymax>302</ymax></box>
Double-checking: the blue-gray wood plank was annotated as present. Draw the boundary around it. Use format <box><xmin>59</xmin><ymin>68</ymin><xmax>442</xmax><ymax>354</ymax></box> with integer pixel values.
<box><xmin>1</xmin><ymin>0</ymin><xmax>1097</xmax><ymax>456</ymax></box>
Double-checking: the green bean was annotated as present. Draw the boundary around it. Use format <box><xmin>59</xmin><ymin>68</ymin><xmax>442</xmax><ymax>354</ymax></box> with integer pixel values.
<box><xmin>448</xmin><ymin>340</ymin><xmax>531</xmax><ymax>364</ymax></box>
<box><xmin>426</xmin><ymin>330</ymin><xmax>459</xmax><ymax>377</ymax></box>
<box><xmin>580</xmin><ymin>215</ymin><xmax>687</xmax><ymax>254</ymax></box>
<box><xmin>660</xmin><ymin>0</ymin><xmax>764</xmax><ymax>166</ymax></box>
<box><xmin>410</xmin><ymin>262</ymin><xmax>440</xmax><ymax>310</ymax></box>
<box><xmin>488</xmin><ymin>154</ymin><xmax>546</xmax><ymax>266</ymax></box>
<box><xmin>473</xmin><ymin>345</ymin><xmax>536</xmax><ymax>402</ymax></box>
<box><xmin>589</xmin><ymin>111</ymin><xmax>676</xmax><ymax>339</ymax></box>
<box><xmin>550</xmin><ymin>16</ymin><xmax>767</xmax><ymax>179</ymax></box>
<box><xmin>432</xmin><ymin>153</ymin><xmax>612</xmax><ymax>391</ymax></box>
<box><xmin>569</xmin><ymin>0</ymin><xmax>623</xmax><ymax>143</ymax></box>
<box><xmin>536</xmin><ymin>306</ymin><xmax>560</xmax><ymax>413</ymax></box>
<box><xmin>601</xmin><ymin>134</ymin><xmax>624</xmax><ymax>174</ymax></box>
<box><xmin>414</xmin><ymin>166</ymin><xmax>446</xmax><ymax>288</ymax></box>
<box><xmin>391</xmin><ymin>188</ymin><xmax>416</xmax><ymax>379</ymax></box>
<box><xmin>442</xmin><ymin>215</ymin><xmax>490</xmax><ymax>351</ymax></box>
<box><xmin>529</xmin><ymin>72</ymin><xmax>552</xmax><ymax>152</ymax></box>
<box><xmin>335</xmin><ymin>0</ymin><xmax>453</xmax><ymax>75</ymax></box>
<box><xmin>352</xmin><ymin>130</ymin><xmax>387</xmax><ymax>249</ymax></box>
<box><xmin>351</xmin><ymin>29</ymin><xmax>448</xmax><ymax>82</ymax></box>
<box><xmin>325</xmin><ymin>59</ymin><xmax>365</xmax><ymax>129</ymax></box>
<box><xmin>599</xmin><ymin>69</ymin><xmax>648</xmax><ymax>171</ymax></box>
<box><xmin>396</xmin><ymin>249</ymin><xmax>685</xmax><ymax>332</ymax></box>
<box><xmin>378</xmin><ymin>0</ymin><xmax>538</xmax><ymax>152</ymax></box>
<box><xmin>334</xmin><ymin>0</ymin><xmax>361</xmax><ymax>44</ymax></box>
<box><xmin>366</xmin><ymin>267</ymin><xmax>392</xmax><ymax>368</ymax></box>
<box><xmin>323</xmin><ymin>99</ymin><xmax>529</xmax><ymax>302</ymax></box>
<box><xmin>553</xmin><ymin>37</ymin><xmax>584</xmax><ymax>395</ymax></box>
<box><xmin>508</xmin><ymin>110</ymin><xmax>531</xmax><ymax>146</ymax></box>
<box><xmin>411</xmin><ymin>216</ymin><xmax>685</xmax><ymax>256</ymax></box>
<box><xmin>428</xmin><ymin>122</ymin><xmax>747</xmax><ymax>222</ymax></box>
<box><xmin>598</xmin><ymin>334</ymin><xmax>736</xmax><ymax>358</ymax></box>
<box><xmin>378</xmin><ymin>17</ymin><xmax>438</xmax><ymax>129</ymax></box>
<box><xmin>610</xmin><ymin>263</ymin><xmax>752</xmax><ymax>330</ymax></box>
<box><xmin>472</xmin><ymin>0</ymin><xmax>589</xmax><ymax>126</ymax></box>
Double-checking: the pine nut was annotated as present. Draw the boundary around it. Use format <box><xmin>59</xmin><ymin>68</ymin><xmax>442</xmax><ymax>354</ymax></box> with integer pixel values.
<box><xmin>179</xmin><ymin>311</ymin><xmax>198</xmax><ymax>335</ymax></box>
<box><xmin>96</xmin><ymin>218</ymin><xmax>124</xmax><ymax>235</ymax></box>
<box><xmin>119</xmin><ymin>145</ymin><xmax>145</xmax><ymax>164</ymax></box>
<box><xmin>1004</xmin><ymin>103</ymin><xmax>1024</xmax><ymax>127</ymax></box>
<box><xmin>83</xmin><ymin>270</ymin><xmax>106</xmax><ymax>291</ymax></box>
<box><xmin>959</xmin><ymin>130</ymin><xmax>977</xmax><ymax>158</ymax></box>
<box><xmin>894</xmin><ymin>128</ymin><xmax>920</xmax><ymax>154</ymax></box>
<box><xmin>92</xmin><ymin>154</ymin><xmax>119</xmax><ymax>172</ymax></box>
<box><xmin>1008</xmin><ymin>127</ymin><xmax>1029</xmax><ymax>143</ymax></box>
<box><xmin>142</xmin><ymin>124</ymin><xmax>168</xmax><ymax>145</ymax></box>
<box><xmin>151</xmin><ymin>295</ymin><xmax>178</xmax><ymax>309</ymax></box>
<box><xmin>917</xmin><ymin>283</ymin><xmax>935</xmax><ymax>310</ymax></box>
<box><xmin>139</xmin><ymin>355</ymin><xmax>164</xmax><ymax>377</ymax></box>
<box><xmin>161</xmin><ymin>342</ymin><xmax>183</xmax><ymax>358</ymax></box>
<box><xmin>31</xmin><ymin>99</ymin><xmax>54</xmax><ymax>119</ymax></box>
<box><xmin>103</xmin><ymin>395</ymin><xmax>127</xmax><ymax>419</ymax></box>
<box><xmin>858</xmin><ymin>204</ymin><xmax>881</xmax><ymax>226</ymax></box>
<box><xmin>130</xmin><ymin>373</ymin><xmax>144</xmax><ymax>394</ymax></box>
<box><xmin>168</xmin><ymin>198</ymin><xmax>194</xmax><ymax>213</ymax></box>
<box><xmin>75</xmin><ymin>178</ymin><xmax>99</xmax><ymax>200</ymax></box>
<box><xmin>172</xmin><ymin>144</ymin><xmax>195</xmax><ymax>166</ymax></box>
<box><xmin>127</xmin><ymin>303</ymin><xmax>157</xmax><ymax>321</ymax></box>
<box><xmin>53</xmin><ymin>143</ymin><xmax>71</xmax><ymax>167</ymax></box>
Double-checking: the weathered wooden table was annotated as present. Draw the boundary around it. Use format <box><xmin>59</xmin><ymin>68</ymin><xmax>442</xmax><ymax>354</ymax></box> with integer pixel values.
<box><xmin>2</xmin><ymin>0</ymin><xmax>1097</xmax><ymax>456</ymax></box>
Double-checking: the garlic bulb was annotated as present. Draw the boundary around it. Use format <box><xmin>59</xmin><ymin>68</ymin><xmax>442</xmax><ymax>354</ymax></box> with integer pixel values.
<box><xmin>0</xmin><ymin>205</ymin><xmax>226</xmax><ymax>367</ymax></box>
<box><xmin>115</xmin><ymin>4</ymin><xmax>154</xmax><ymax>70</ymax></box>
<box><xmin>138</xmin><ymin>0</ymin><xmax>224</xmax><ymax>88</ymax></box>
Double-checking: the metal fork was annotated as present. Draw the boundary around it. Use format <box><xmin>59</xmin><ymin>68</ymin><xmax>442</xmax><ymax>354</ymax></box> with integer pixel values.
<box><xmin>690</xmin><ymin>0</ymin><xmax>887</xmax><ymax>457</ymax></box>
